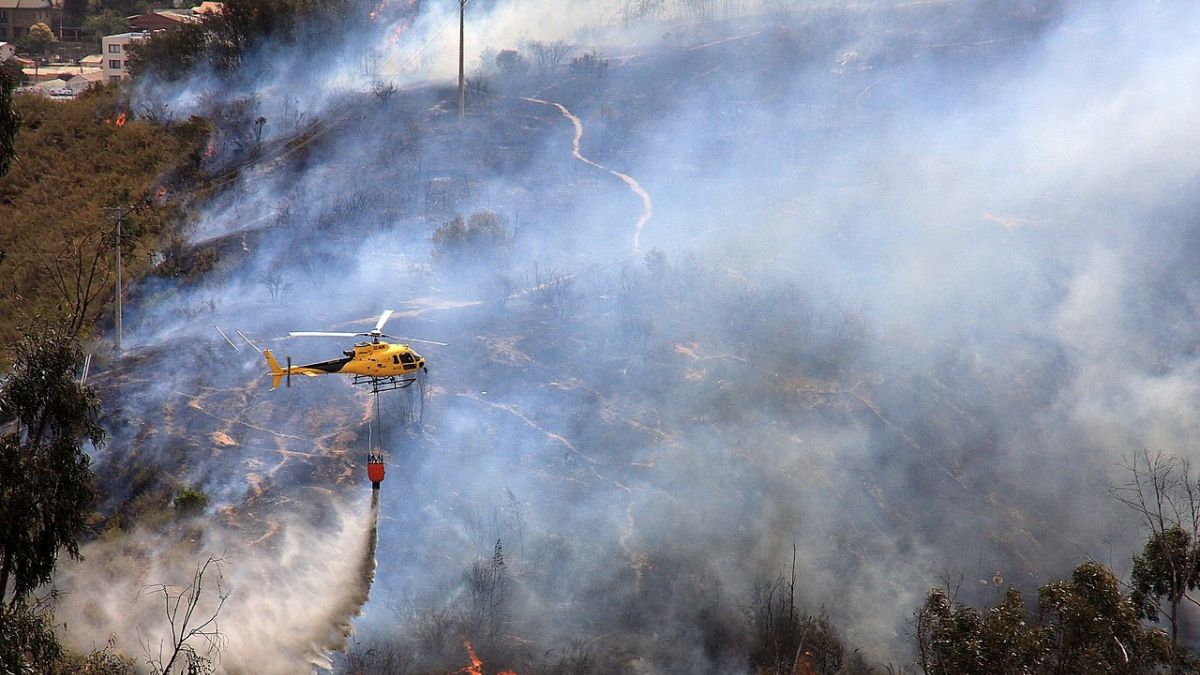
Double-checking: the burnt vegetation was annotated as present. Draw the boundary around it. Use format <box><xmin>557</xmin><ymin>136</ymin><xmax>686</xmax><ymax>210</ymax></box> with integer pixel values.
<box><xmin>7</xmin><ymin>0</ymin><xmax>1200</xmax><ymax>673</ymax></box>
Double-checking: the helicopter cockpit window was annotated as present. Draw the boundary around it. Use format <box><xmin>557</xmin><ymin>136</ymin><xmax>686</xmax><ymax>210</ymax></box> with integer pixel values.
<box><xmin>399</xmin><ymin>352</ymin><xmax>415</xmax><ymax>364</ymax></box>
<box><xmin>343</xmin><ymin>349</ymin><xmax>355</xmax><ymax>357</ymax></box>
<box><xmin>392</xmin><ymin>355</ymin><xmax>400</xmax><ymax>365</ymax></box>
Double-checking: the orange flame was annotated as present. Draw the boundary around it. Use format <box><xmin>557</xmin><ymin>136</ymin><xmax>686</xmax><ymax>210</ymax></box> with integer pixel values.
<box><xmin>457</xmin><ymin>638</ymin><xmax>483</xmax><ymax>675</ymax></box>
<box><xmin>115</xmin><ymin>111</ymin><xmax>127</xmax><ymax>127</ymax></box>
<box><xmin>388</xmin><ymin>0</ymin><xmax>417</xmax><ymax>42</ymax></box>
<box><xmin>154</xmin><ymin>185</ymin><xmax>167</xmax><ymax>201</ymax></box>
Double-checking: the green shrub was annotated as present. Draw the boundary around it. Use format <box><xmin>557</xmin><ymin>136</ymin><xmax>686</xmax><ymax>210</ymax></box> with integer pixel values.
<box><xmin>173</xmin><ymin>486</ymin><xmax>210</xmax><ymax>517</ymax></box>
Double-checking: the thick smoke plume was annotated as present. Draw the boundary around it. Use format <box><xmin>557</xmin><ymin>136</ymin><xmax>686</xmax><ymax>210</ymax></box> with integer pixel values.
<box><xmin>54</xmin><ymin>488</ymin><xmax>380</xmax><ymax>672</ymax></box>
<box><xmin>48</xmin><ymin>0</ymin><xmax>1200</xmax><ymax>670</ymax></box>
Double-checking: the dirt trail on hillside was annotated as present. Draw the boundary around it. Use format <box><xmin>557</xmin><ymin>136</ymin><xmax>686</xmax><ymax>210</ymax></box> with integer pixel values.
<box><xmin>524</xmin><ymin>97</ymin><xmax>654</xmax><ymax>254</ymax></box>
<box><xmin>456</xmin><ymin>392</ymin><xmax>644</xmax><ymax>585</ymax></box>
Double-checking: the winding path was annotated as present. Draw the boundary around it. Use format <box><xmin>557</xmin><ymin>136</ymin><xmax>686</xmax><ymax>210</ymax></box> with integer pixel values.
<box><xmin>456</xmin><ymin>392</ymin><xmax>643</xmax><ymax>577</ymax></box>
<box><xmin>524</xmin><ymin>97</ymin><xmax>654</xmax><ymax>254</ymax></box>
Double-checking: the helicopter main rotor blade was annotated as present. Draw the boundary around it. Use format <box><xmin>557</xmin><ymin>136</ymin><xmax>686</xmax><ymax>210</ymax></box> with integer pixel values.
<box><xmin>289</xmin><ymin>331</ymin><xmax>361</xmax><ymax>338</ymax></box>
<box><xmin>375</xmin><ymin>309</ymin><xmax>394</xmax><ymax>333</ymax></box>
<box><xmin>236</xmin><ymin>330</ymin><xmax>264</xmax><ymax>353</ymax></box>
<box><xmin>381</xmin><ymin>334</ymin><xmax>449</xmax><ymax>346</ymax></box>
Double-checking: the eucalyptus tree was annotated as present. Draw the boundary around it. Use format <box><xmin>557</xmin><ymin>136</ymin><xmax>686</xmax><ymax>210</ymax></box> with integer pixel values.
<box><xmin>0</xmin><ymin>323</ymin><xmax>102</xmax><ymax>607</ymax></box>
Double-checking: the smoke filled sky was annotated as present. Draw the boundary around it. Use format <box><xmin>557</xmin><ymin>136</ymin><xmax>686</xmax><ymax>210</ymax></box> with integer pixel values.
<box><xmin>49</xmin><ymin>0</ymin><xmax>1200</xmax><ymax>670</ymax></box>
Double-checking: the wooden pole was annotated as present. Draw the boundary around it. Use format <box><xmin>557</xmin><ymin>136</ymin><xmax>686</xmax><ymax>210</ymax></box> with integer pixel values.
<box><xmin>104</xmin><ymin>207</ymin><xmax>125</xmax><ymax>351</ymax></box>
<box><xmin>113</xmin><ymin>210</ymin><xmax>122</xmax><ymax>350</ymax></box>
<box><xmin>458</xmin><ymin>0</ymin><xmax>466</xmax><ymax>120</ymax></box>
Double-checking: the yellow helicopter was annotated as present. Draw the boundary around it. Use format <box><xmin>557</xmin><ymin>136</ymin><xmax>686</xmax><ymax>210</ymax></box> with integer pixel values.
<box><xmin>263</xmin><ymin>310</ymin><xmax>446</xmax><ymax>392</ymax></box>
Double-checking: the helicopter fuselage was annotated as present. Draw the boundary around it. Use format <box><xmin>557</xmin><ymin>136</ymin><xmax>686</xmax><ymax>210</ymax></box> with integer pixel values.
<box><xmin>264</xmin><ymin>341</ymin><xmax>425</xmax><ymax>389</ymax></box>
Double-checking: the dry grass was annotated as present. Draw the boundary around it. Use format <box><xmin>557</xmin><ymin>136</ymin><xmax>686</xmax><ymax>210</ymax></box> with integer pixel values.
<box><xmin>0</xmin><ymin>84</ymin><xmax>207</xmax><ymax>361</ymax></box>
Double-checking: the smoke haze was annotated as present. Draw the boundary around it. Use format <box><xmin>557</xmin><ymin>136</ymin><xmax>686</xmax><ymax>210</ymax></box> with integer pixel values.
<box><xmin>48</xmin><ymin>0</ymin><xmax>1200</xmax><ymax>670</ymax></box>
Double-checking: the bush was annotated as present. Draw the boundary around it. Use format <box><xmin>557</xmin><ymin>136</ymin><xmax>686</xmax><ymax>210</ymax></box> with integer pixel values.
<box><xmin>495</xmin><ymin>49</ymin><xmax>528</xmax><ymax>77</ymax></box>
<box><xmin>0</xmin><ymin>600</ymin><xmax>62</xmax><ymax>673</ymax></box>
<box><xmin>431</xmin><ymin>210</ymin><xmax>511</xmax><ymax>270</ymax></box>
<box><xmin>173</xmin><ymin>485</ymin><xmax>210</xmax><ymax>517</ymax></box>
<box><xmin>569</xmin><ymin>51</ymin><xmax>609</xmax><ymax>78</ymax></box>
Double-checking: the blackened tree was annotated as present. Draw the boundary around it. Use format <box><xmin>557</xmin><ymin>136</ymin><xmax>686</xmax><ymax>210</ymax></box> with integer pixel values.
<box><xmin>522</xmin><ymin>39</ymin><xmax>572</xmax><ymax>74</ymax></box>
<box><xmin>462</xmin><ymin>540</ymin><xmax>510</xmax><ymax>645</ymax></box>
<box><xmin>748</xmin><ymin>546</ymin><xmax>851</xmax><ymax>675</ymax></box>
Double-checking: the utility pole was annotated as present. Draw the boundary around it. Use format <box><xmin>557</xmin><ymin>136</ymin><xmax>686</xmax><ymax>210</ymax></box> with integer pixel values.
<box><xmin>103</xmin><ymin>207</ymin><xmax>127</xmax><ymax>351</ymax></box>
<box><xmin>458</xmin><ymin>0</ymin><xmax>466</xmax><ymax>120</ymax></box>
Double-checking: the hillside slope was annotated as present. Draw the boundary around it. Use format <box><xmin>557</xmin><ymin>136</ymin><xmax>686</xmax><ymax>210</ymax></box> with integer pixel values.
<box><xmin>26</xmin><ymin>1</ymin><xmax>1200</xmax><ymax>671</ymax></box>
<box><xmin>0</xmin><ymin>86</ymin><xmax>207</xmax><ymax>359</ymax></box>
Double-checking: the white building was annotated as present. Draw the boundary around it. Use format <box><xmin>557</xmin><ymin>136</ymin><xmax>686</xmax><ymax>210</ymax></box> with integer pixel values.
<box><xmin>0</xmin><ymin>41</ymin><xmax>14</xmax><ymax>61</ymax></box>
<box><xmin>67</xmin><ymin>69</ymin><xmax>104</xmax><ymax>93</ymax></box>
<box><xmin>100</xmin><ymin>32</ymin><xmax>146</xmax><ymax>83</ymax></box>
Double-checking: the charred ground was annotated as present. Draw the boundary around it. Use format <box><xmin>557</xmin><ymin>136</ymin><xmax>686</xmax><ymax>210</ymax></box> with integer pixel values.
<box><xmin>27</xmin><ymin>1</ymin><xmax>1200</xmax><ymax>673</ymax></box>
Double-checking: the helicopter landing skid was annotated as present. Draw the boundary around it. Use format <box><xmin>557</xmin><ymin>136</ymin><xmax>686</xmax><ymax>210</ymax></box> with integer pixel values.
<box><xmin>354</xmin><ymin>374</ymin><xmax>418</xmax><ymax>393</ymax></box>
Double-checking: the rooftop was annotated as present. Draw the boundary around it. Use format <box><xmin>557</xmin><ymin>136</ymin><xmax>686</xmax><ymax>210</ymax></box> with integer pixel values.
<box><xmin>129</xmin><ymin>9</ymin><xmax>201</xmax><ymax>24</ymax></box>
<box><xmin>70</xmin><ymin>69</ymin><xmax>105</xmax><ymax>82</ymax></box>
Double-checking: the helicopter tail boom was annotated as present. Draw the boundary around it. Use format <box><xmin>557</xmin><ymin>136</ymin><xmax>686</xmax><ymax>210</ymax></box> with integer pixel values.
<box><xmin>264</xmin><ymin>348</ymin><xmax>286</xmax><ymax>389</ymax></box>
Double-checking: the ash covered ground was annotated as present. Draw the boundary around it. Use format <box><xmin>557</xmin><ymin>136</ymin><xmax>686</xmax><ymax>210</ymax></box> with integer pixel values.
<box><xmin>47</xmin><ymin>1</ymin><xmax>1200</xmax><ymax>671</ymax></box>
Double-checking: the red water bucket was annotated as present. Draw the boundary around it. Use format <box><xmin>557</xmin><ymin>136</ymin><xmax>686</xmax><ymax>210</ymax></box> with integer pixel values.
<box><xmin>368</xmin><ymin>460</ymin><xmax>385</xmax><ymax>489</ymax></box>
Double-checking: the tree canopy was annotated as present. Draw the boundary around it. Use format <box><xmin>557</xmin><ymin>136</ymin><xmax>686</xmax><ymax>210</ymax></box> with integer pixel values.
<box><xmin>0</xmin><ymin>324</ymin><xmax>103</xmax><ymax>606</ymax></box>
<box><xmin>26</xmin><ymin>23</ymin><xmax>55</xmax><ymax>56</ymax></box>
<box><xmin>128</xmin><ymin>0</ymin><xmax>356</xmax><ymax>81</ymax></box>
<box><xmin>0</xmin><ymin>60</ymin><xmax>19</xmax><ymax>178</ymax></box>
<box><xmin>431</xmin><ymin>210</ymin><xmax>511</xmax><ymax>268</ymax></box>
<box><xmin>914</xmin><ymin>562</ymin><xmax>1171</xmax><ymax>674</ymax></box>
